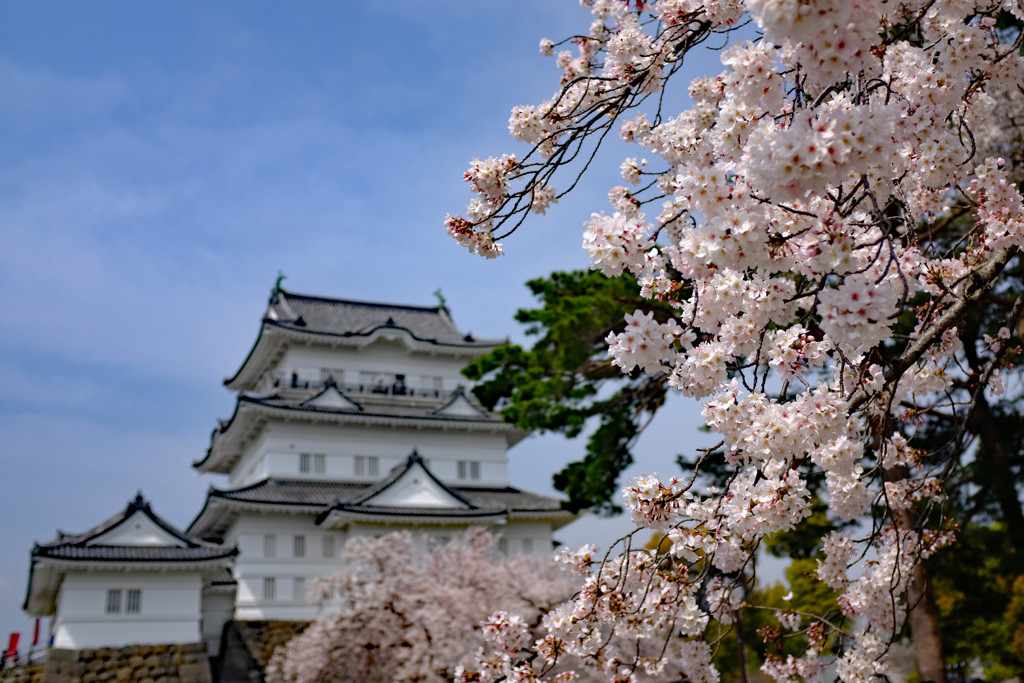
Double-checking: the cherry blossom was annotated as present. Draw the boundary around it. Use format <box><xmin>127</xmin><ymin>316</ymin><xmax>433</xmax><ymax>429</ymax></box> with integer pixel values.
<box><xmin>443</xmin><ymin>0</ymin><xmax>1024</xmax><ymax>679</ymax></box>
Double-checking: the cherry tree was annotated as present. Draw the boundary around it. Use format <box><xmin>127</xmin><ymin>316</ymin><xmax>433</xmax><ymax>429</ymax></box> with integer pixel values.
<box><xmin>445</xmin><ymin>0</ymin><xmax>1024</xmax><ymax>682</ymax></box>
<box><xmin>266</xmin><ymin>529</ymin><xmax>578</xmax><ymax>683</ymax></box>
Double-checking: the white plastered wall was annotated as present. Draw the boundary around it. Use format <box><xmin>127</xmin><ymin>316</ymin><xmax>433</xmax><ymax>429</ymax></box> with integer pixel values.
<box><xmin>228</xmin><ymin>422</ymin><xmax>510</xmax><ymax>489</ymax></box>
<box><xmin>229</xmin><ymin>512</ymin><xmax>346</xmax><ymax>622</ymax></box>
<box><xmin>53</xmin><ymin>571</ymin><xmax>202</xmax><ymax>649</ymax></box>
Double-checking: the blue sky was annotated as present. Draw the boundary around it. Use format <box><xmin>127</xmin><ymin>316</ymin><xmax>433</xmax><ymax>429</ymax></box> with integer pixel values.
<box><xmin>0</xmin><ymin>2</ymin><xmax>745</xmax><ymax>641</ymax></box>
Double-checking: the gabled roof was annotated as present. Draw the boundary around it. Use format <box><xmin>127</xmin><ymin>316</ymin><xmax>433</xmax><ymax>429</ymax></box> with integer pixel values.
<box><xmin>316</xmin><ymin>450</ymin><xmax>574</xmax><ymax>527</ymax></box>
<box><xmin>188</xmin><ymin>456</ymin><xmax>575</xmax><ymax>541</ymax></box>
<box><xmin>25</xmin><ymin>494</ymin><xmax>237</xmax><ymax>616</ymax></box>
<box><xmin>431</xmin><ymin>386</ymin><xmax>491</xmax><ymax>419</ymax></box>
<box><xmin>193</xmin><ymin>388</ymin><xmax>523</xmax><ymax>475</ymax></box>
<box><xmin>225</xmin><ymin>289</ymin><xmax>506</xmax><ymax>391</ymax></box>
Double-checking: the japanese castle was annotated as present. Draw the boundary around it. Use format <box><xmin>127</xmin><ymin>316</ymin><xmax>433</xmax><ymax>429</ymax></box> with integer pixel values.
<box><xmin>22</xmin><ymin>288</ymin><xmax>575</xmax><ymax>654</ymax></box>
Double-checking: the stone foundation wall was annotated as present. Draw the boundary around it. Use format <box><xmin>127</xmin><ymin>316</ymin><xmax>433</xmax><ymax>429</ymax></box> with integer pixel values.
<box><xmin>233</xmin><ymin>622</ymin><xmax>308</xmax><ymax>669</ymax></box>
<box><xmin>1</xmin><ymin>644</ymin><xmax>212</xmax><ymax>683</ymax></box>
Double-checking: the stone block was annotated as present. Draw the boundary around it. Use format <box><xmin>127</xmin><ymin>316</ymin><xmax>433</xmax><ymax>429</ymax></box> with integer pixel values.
<box><xmin>82</xmin><ymin>674</ymin><xmax>97</xmax><ymax>683</ymax></box>
<box><xmin>39</xmin><ymin>672</ymin><xmax>69</xmax><ymax>683</ymax></box>
<box><xmin>97</xmin><ymin>673</ymin><xmax>113</xmax><ymax>683</ymax></box>
<box><xmin>148</xmin><ymin>670</ymin><xmax>164</xmax><ymax>679</ymax></box>
<box><xmin>70</xmin><ymin>677</ymin><xmax>82</xmax><ymax>683</ymax></box>
<box><xmin>127</xmin><ymin>660</ymin><xmax>143</xmax><ymax>672</ymax></box>
<box><xmin>140</xmin><ymin>678</ymin><xmax>154</xmax><ymax>683</ymax></box>
<box><xmin>94</xmin><ymin>651</ymin><xmax>108</xmax><ymax>662</ymax></box>
<box><xmin>48</xmin><ymin>651</ymin><xmax>78</xmax><ymax>664</ymax></box>
<box><xmin>176</xmin><ymin>663</ymin><xmax>210</xmax><ymax>683</ymax></box>
<box><xmin>72</xmin><ymin>664</ymin><xmax>85</xmax><ymax>678</ymax></box>
<box><xmin>142</xmin><ymin>659</ymin><xmax>158</xmax><ymax>671</ymax></box>
<box><xmin>115</xmin><ymin>668</ymin><xmax>132</xmax><ymax>683</ymax></box>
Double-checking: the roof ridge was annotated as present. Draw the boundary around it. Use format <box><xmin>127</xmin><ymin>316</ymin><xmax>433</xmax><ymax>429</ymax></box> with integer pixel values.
<box><xmin>278</xmin><ymin>289</ymin><xmax>444</xmax><ymax>313</ymax></box>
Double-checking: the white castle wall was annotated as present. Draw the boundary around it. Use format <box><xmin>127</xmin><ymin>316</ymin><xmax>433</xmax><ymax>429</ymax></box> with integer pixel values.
<box><xmin>53</xmin><ymin>572</ymin><xmax>203</xmax><ymax>649</ymax></box>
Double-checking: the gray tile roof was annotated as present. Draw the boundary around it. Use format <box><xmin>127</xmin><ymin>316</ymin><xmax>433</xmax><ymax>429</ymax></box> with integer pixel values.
<box><xmin>266</xmin><ymin>290</ymin><xmax>504</xmax><ymax>348</ymax></box>
<box><xmin>35</xmin><ymin>545</ymin><xmax>237</xmax><ymax>562</ymax></box>
<box><xmin>210</xmin><ymin>479</ymin><xmax>370</xmax><ymax>507</ymax></box>
<box><xmin>34</xmin><ymin>494</ymin><xmax>237</xmax><ymax>564</ymax></box>
<box><xmin>238</xmin><ymin>391</ymin><xmax>500</xmax><ymax>422</ymax></box>
<box><xmin>203</xmin><ymin>477</ymin><xmax>565</xmax><ymax>515</ymax></box>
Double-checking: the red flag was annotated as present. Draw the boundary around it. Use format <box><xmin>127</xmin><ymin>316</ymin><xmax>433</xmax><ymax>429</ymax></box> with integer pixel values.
<box><xmin>32</xmin><ymin>620</ymin><xmax>39</xmax><ymax>648</ymax></box>
<box><xmin>4</xmin><ymin>633</ymin><xmax>19</xmax><ymax>661</ymax></box>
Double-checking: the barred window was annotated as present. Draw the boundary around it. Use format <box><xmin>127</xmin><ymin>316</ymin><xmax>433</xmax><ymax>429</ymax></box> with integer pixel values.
<box><xmin>497</xmin><ymin>538</ymin><xmax>508</xmax><ymax>556</ymax></box>
<box><xmin>299</xmin><ymin>453</ymin><xmax>310</xmax><ymax>473</ymax></box>
<box><xmin>314</xmin><ymin>453</ymin><xmax>326</xmax><ymax>475</ymax></box>
<box><xmin>263</xmin><ymin>577</ymin><xmax>276</xmax><ymax>601</ymax></box>
<box><xmin>126</xmin><ymin>589</ymin><xmax>141</xmax><ymax>614</ymax></box>
<box><xmin>457</xmin><ymin>461</ymin><xmax>467</xmax><ymax>480</ymax></box>
<box><xmin>368</xmin><ymin>456</ymin><xmax>379</xmax><ymax>477</ymax></box>
<box><xmin>264</xmin><ymin>534</ymin><xmax>276</xmax><ymax>558</ymax></box>
<box><xmin>322</xmin><ymin>536</ymin><xmax>335</xmax><ymax>559</ymax></box>
<box><xmin>522</xmin><ymin>538</ymin><xmax>534</xmax><ymax>554</ymax></box>
<box><xmin>294</xmin><ymin>577</ymin><xmax>306</xmax><ymax>602</ymax></box>
<box><xmin>105</xmin><ymin>589</ymin><xmax>122</xmax><ymax>614</ymax></box>
<box><xmin>470</xmin><ymin>461</ymin><xmax>480</xmax><ymax>480</ymax></box>
<box><xmin>294</xmin><ymin>535</ymin><xmax>306</xmax><ymax>558</ymax></box>
<box><xmin>354</xmin><ymin>456</ymin><xmax>364</xmax><ymax>476</ymax></box>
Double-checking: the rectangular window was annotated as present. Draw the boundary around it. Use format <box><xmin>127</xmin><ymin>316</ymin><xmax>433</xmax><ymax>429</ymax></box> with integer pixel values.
<box><xmin>264</xmin><ymin>534</ymin><xmax>276</xmax><ymax>558</ymax></box>
<box><xmin>322</xmin><ymin>536</ymin><xmax>335</xmax><ymax>559</ymax></box>
<box><xmin>320</xmin><ymin>368</ymin><xmax>344</xmax><ymax>384</ymax></box>
<box><xmin>457</xmin><ymin>461</ymin><xmax>467</xmax><ymax>480</ymax></box>
<box><xmin>294</xmin><ymin>577</ymin><xmax>306</xmax><ymax>602</ymax></box>
<box><xmin>294</xmin><ymin>535</ymin><xmax>306</xmax><ymax>558</ymax></box>
<box><xmin>299</xmin><ymin>453</ymin><xmax>310</xmax><ymax>474</ymax></box>
<box><xmin>263</xmin><ymin>577</ymin><xmax>276</xmax><ymax>601</ymax></box>
<box><xmin>126</xmin><ymin>589</ymin><xmax>141</xmax><ymax>614</ymax></box>
<box><xmin>497</xmin><ymin>538</ymin><xmax>508</xmax><ymax>556</ymax></box>
<box><xmin>470</xmin><ymin>461</ymin><xmax>480</xmax><ymax>481</ymax></box>
<box><xmin>354</xmin><ymin>456</ymin><xmax>365</xmax><ymax>476</ymax></box>
<box><xmin>314</xmin><ymin>453</ymin><xmax>326</xmax><ymax>475</ymax></box>
<box><xmin>105</xmin><ymin>589</ymin><xmax>122</xmax><ymax>614</ymax></box>
<box><xmin>368</xmin><ymin>456</ymin><xmax>379</xmax><ymax>477</ymax></box>
<box><xmin>522</xmin><ymin>538</ymin><xmax>534</xmax><ymax>554</ymax></box>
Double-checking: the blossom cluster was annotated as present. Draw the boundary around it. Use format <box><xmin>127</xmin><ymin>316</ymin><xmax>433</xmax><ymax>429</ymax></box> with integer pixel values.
<box><xmin>444</xmin><ymin>0</ymin><xmax>1024</xmax><ymax>679</ymax></box>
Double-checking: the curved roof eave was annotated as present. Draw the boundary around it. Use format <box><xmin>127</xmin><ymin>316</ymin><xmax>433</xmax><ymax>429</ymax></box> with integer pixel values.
<box><xmin>198</xmin><ymin>399</ymin><xmax>521</xmax><ymax>475</ymax></box>
<box><xmin>225</xmin><ymin>323</ymin><xmax>507</xmax><ymax>393</ymax></box>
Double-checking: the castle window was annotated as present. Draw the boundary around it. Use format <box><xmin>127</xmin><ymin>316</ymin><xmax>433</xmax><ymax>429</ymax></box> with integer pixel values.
<box><xmin>126</xmin><ymin>589</ymin><xmax>142</xmax><ymax>614</ymax></box>
<box><xmin>322</xmin><ymin>536</ymin><xmax>335</xmax><ymax>559</ymax></box>
<box><xmin>105</xmin><ymin>589</ymin><xmax>122</xmax><ymax>614</ymax></box>
<box><xmin>320</xmin><ymin>368</ymin><xmax>345</xmax><ymax>384</ymax></box>
<box><xmin>497</xmin><ymin>538</ymin><xmax>508</xmax><ymax>556</ymax></box>
<box><xmin>264</xmin><ymin>534</ymin><xmax>277</xmax><ymax>558</ymax></box>
<box><xmin>314</xmin><ymin>454</ymin><xmax>326</xmax><ymax>475</ymax></box>
<box><xmin>458</xmin><ymin>461</ymin><xmax>480</xmax><ymax>481</ymax></box>
<box><xmin>299</xmin><ymin>453</ymin><xmax>310</xmax><ymax>473</ymax></box>
<box><xmin>294</xmin><ymin>535</ymin><xmax>306</xmax><ymax>558</ymax></box>
<box><xmin>522</xmin><ymin>538</ymin><xmax>534</xmax><ymax>554</ymax></box>
<box><xmin>355</xmin><ymin>456</ymin><xmax>379</xmax><ymax>477</ymax></box>
<box><xmin>293</xmin><ymin>577</ymin><xmax>306</xmax><ymax>602</ymax></box>
<box><xmin>263</xmin><ymin>577</ymin><xmax>276</xmax><ymax>601</ymax></box>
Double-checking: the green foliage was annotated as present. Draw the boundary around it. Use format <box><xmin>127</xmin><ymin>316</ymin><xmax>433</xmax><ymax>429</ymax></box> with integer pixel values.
<box><xmin>462</xmin><ymin>270</ymin><xmax>675</xmax><ymax>513</ymax></box>
<box><xmin>930</xmin><ymin>523</ymin><xmax>1024</xmax><ymax>679</ymax></box>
